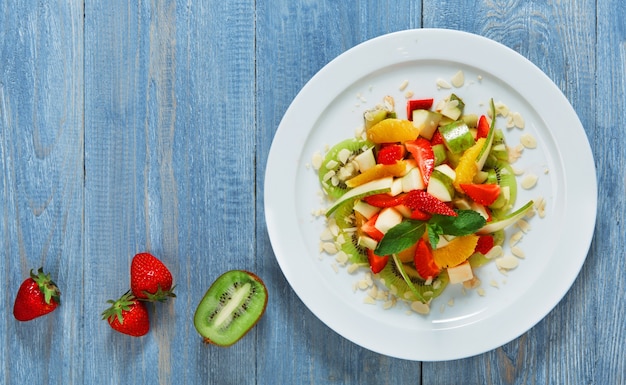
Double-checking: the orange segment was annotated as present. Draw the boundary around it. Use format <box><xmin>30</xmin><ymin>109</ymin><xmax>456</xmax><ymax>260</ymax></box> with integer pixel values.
<box><xmin>366</xmin><ymin>119</ymin><xmax>420</xmax><ymax>144</ymax></box>
<box><xmin>345</xmin><ymin>161</ymin><xmax>406</xmax><ymax>188</ymax></box>
<box><xmin>453</xmin><ymin>138</ymin><xmax>485</xmax><ymax>193</ymax></box>
<box><xmin>432</xmin><ymin>234</ymin><xmax>479</xmax><ymax>268</ymax></box>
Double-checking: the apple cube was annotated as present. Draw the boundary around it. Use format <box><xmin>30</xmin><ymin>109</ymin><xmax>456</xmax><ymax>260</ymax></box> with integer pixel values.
<box><xmin>447</xmin><ymin>261</ymin><xmax>474</xmax><ymax>284</ymax></box>
<box><xmin>374</xmin><ymin>207</ymin><xmax>403</xmax><ymax>234</ymax></box>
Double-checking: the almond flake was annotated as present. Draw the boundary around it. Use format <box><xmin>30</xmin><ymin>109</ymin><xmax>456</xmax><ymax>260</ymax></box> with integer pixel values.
<box><xmin>520</xmin><ymin>133</ymin><xmax>537</xmax><ymax>148</ymax></box>
<box><xmin>399</xmin><ymin>80</ymin><xmax>409</xmax><ymax>91</ymax></box>
<box><xmin>511</xmin><ymin>246</ymin><xmax>525</xmax><ymax>259</ymax></box>
<box><xmin>512</xmin><ymin>112</ymin><xmax>525</xmax><ymax>128</ymax></box>
<box><xmin>509</xmin><ymin>231</ymin><xmax>524</xmax><ymax>247</ymax></box>
<box><xmin>485</xmin><ymin>245</ymin><xmax>503</xmax><ymax>259</ymax></box>
<box><xmin>363</xmin><ymin>296</ymin><xmax>376</xmax><ymax>305</ymax></box>
<box><xmin>494</xmin><ymin>101</ymin><xmax>510</xmax><ymax>117</ymax></box>
<box><xmin>451</xmin><ymin>70</ymin><xmax>465</xmax><ymax>87</ymax></box>
<box><xmin>411</xmin><ymin>301</ymin><xmax>430</xmax><ymax>315</ymax></box>
<box><xmin>516</xmin><ymin>219</ymin><xmax>531</xmax><ymax>233</ymax></box>
<box><xmin>436</xmin><ymin>78</ymin><xmax>452</xmax><ymax>89</ymax></box>
<box><xmin>496</xmin><ymin>255</ymin><xmax>519</xmax><ymax>270</ymax></box>
<box><xmin>521</xmin><ymin>174</ymin><xmax>538</xmax><ymax>189</ymax></box>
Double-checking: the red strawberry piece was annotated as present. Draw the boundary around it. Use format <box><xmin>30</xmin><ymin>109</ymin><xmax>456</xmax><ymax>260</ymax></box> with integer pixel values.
<box><xmin>430</xmin><ymin>129</ymin><xmax>444</xmax><ymax>146</ymax></box>
<box><xmin>403</xmin><ymin>190</ymin><xmax>457</xmax><ymax>216</ymax></box>
<box><xmin>409</xmin><ymin>208</ymin><xmax>432</xmax><ymax>221</ymax></box>
<box><xmin>405</xmin><ymin>138</ymin><xmax>435</xmax><ymax>185</ymax></box>
<box><xmin>413</xmin><ymin>239</ymin><xmax>440</xmax><ymax>280</ymax></box>
<box><xmin>362</xmin><ymin>193</ymin><xmax>406</xmax><ymax>208</ymax></box>
<box><xmin>377</xmin><ymin>144</ymin><xmax>406</xmax><ymax>165</ymax></box>
<box><xmin>367</xmin><ymin>249</ymin><xmax>389</xmax><ymax>274</ymax></box>
<box><xmin>475</xmin><ymin>235</ymin><xmax>494</xmax><ymax>255</ymax></box>
<box><xmin>476</xmin><ymin>115</ymin><xmax>490</xmax><ymax>139</ymax></box>
<box><xmin>13</xmin><ymin>268</ymin><xmax>61</xmax><ymax>321</ymax></box>
<box><xmin>460</xmin><ymin>183</ymin><xmax>501</xmax><ymax>206</ymax></box>
<box><xmin>360</xmin><ymin>214</ymin><xmax>384</xmax><ymax>241</ymax></box>
<box><xmin>406</xmin><ymin>98</ymin><xmax>434</xmax><ymax>120</ymax></box>
<box><xmin>130</xmin><ymin>252</ymin><xmax>176</xmax><ymax>302</ymax></box>
<box><xmin>102</xmin><ymin>292</ymin><xmax>150</xmax><ymax>337</ymax></box>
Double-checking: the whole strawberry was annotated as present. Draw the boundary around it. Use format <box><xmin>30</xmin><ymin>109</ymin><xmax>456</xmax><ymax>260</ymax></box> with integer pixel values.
<box><xmin>130</xmin><ymin>252</ymin><xmax>175</xmax><ymax>302</ymax></box>
<box><xmin>13</xmin><ymin>268</ymin><xmax>61</xmax><ymax>321</ymax></box>
<box><xmin>102</xmin><ymin>291</ymin><xmax>149</xmax><ymax>337</ymax></box>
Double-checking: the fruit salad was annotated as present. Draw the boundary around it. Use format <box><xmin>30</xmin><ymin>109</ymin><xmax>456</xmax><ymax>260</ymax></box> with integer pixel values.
<box><xmin>314</xmin><ymin>93</ymin><xmax>536</xmax><ymax>314</ymax></box>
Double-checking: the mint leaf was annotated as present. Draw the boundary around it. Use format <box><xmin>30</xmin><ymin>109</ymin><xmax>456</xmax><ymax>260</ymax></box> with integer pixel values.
<box><xmin>374</xmin><ymin>220</ymin><xmax>426</xmax><ymax>256</ymax></box>
<box><xmin>426</xmin><ymin>222</ymin><xmax>443</xmax><ymax>249</ymax></box>
<box><xmin>430</xmin><ymin>210</ymin><xmax>486</xmax><ymax>236</ymax></box>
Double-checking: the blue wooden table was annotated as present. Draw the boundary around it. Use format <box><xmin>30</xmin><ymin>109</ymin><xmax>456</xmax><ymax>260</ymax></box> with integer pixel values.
<box><xmin>0</xmin><ymin>1</ymin><xmax>622</xmax><ymax>384</ymax></box>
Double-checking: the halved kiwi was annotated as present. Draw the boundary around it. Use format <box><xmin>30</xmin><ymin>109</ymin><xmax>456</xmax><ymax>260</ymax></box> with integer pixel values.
<box><xmin>318</xmin><ymin>138</ymin><xmax>374</xmax><ymax>199</ymax></box>
<box><xmin>377</xmin><ymin>258</ymin><xmax>448</xmax><ymax>303</ymax></box>
<box><xmin>194</xmin><ymin>270</ymin><xmax>268</xmax><ymax>347</ymax></box>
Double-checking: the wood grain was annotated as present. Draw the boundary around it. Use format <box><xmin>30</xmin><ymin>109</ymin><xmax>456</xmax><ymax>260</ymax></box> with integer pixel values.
<box><xmin>0</xmin><ymin>1</ymin><xmax>85</xmax><ymax>383</ymax></box>
<box><xmin>0</xmin><ymin>0</ymin><xmax>623</xmax><ymax>384</ymax></box>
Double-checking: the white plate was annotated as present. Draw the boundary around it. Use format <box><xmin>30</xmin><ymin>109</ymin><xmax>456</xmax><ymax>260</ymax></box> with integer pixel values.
<box><xmin>264</xmin><ymin>29</ymin><xmax>596</xmax><ymax>361</ymax></box>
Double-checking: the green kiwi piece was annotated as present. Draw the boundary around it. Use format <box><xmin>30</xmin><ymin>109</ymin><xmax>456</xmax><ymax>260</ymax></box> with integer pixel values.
<box><xmin>468</xmin><ymin>252</ymin><xmax>490</xmax><ymax>268</ymax></box>
<box><xmin>364</xmin><ymin>107</ymin><xmax>396</xmax><ymax>130</ymax></box>
<box><xmin>318</xmin><ymin>138</ymin><xmax>374</xmax><ymax>199</ymax></box>
<box><xmin>194</xmin><ymin>270</ymin><xmax>268</xmax><ymax>347</ymax></box>
<box><xmin>332</xmin><ymin>199</ymin><xmax>356</xmax><ymax>229</ymax></box>
<box><xmin>489</xmin><ymin>129</ymin><xmax>509</xmax><ymax>161</ymax></box>
<box><xmin>487</xmin><ymin>161</ymin><xmax>517</xmax><ymax>218</ymax></box>
<box><xmin>377</xmin><ymin>258</ymin><xmax>449</xmax><ymax>302</ymax></box>
<box><xmin>340</xmin><ymin>230</ymin><xmax>369</xmax><ymax>264</ymax></box>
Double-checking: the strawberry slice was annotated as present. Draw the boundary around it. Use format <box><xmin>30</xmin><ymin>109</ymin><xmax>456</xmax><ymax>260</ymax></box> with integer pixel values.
<box><xmin>406</xmin><ymin>98</ymin><xmax>434</xmax><ymax>121</ymax></box>
<box><xmin>476</xmin><ymin>115</ymin><xmax>490</xmax><ymax>139</ymax></box>
<box><xmin>403</xmin><ymin>190</ymin><xmax>457</xmax><ymax>216</ymax></box>
<box><xmin>460</xmin><ymin>183</ymin><xmax>501</xmax><ymax>206</ymax></box>
<box><xmin>360</xmin><ymin>214</ymin><xmax>384</xmax><ymax>241</ymax></box>
<box><xmin>474</xmin><ymin>235</ymin><xmax>494</xmax><ymax>255</ymax></box>
<box><xmin>413</xmin><ymin>239</ymin><xmax>440</xmax><ymax>279</ymax></box>
<box><xmin>367</xmin><ymin>249</ymin><xmax>389</xmax><ymax>274</ymax></box>
<box><xmin>405</xmin><ymin>138</ymin><xmax>435</xmax><ymax>185</ymax></box>
<box><xmin>377</xmin><ymin>144</ymin><xmax>406</xmax><ymax>165</ymax></box>
<box><xmin>430</xmin><ymin>130</ymin><xmax>444</xmax><ymax>146</ymax></box>
<box><xmin>362</xmin><ymin>193</ymin><xmax>405</xmax><ymax>208</ymax></box>
<box><xmin>410</xmin><ymin>208</ymin><xmax>432</xmax><ymax>221</ymax></box>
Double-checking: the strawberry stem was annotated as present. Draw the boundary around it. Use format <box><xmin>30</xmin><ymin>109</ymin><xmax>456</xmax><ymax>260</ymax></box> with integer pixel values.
<box><xmin>31</xmin><ymin>267</ymin><xmax>61</xmax><ymax>305</ymax></box>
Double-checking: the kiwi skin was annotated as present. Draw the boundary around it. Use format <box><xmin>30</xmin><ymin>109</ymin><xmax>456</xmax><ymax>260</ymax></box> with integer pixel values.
<box><xmin>194</xmin><ymin>270</ymin><xmax>268</xmax><ymax>347</ymax></box>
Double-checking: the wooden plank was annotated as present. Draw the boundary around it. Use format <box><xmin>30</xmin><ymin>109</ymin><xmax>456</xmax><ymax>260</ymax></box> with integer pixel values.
<box><xmin>422</xmin><ymin>1</ymin><xmax>600</xmax><ymax>384</ymax></box>
<box><xmin>255</xmin><ymin>1</ymin><xmax>422</xmax><ymax>383</ymax></box>
<box><xmin>0</xmin><ymin>0</ymin><xmax>85</xmax><ymax>383</ymax></box>
<box><xmin>594</xmin><ymin>0</ymin><xmax>626</xmax><ymax>383</ymax></box>
<box><xmin>83</xmin><ymin>1</ymin><xmax>256</xmax><ymax>383</ymax></box>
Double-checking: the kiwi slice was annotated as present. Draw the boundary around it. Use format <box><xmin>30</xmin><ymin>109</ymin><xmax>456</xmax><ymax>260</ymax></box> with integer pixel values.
<box><xmin>332</xmin><ymin>199</ymin><xmax>356</xmax><ymax>229</ymax></box>
<box><xmin>489</xmin><ymin>128</ymin><xmax>509</xmax><ymax>161</ymax></box>
<box><xmin>339</xmin><ymin>230</ymin><xmax>369</xmax><ymax>264</ymax></box>
<box><xmin>193</xmin><ymin>270</ymin><xmax>268</xmax><ymax>347</ymax></box>
<box><xmin>377</xmin><ymin>257</ymin><xmax>449</xmax><ymax>302</ymax></box>
<box><xmin>318</xmin><ymin>138</ymin><xmax>374</xmax><ymax>199</ymax></box>
<box><xmin>486</xmin><ymin>161</ymin><xmax>517</xmax><ymax>218</ymax></box>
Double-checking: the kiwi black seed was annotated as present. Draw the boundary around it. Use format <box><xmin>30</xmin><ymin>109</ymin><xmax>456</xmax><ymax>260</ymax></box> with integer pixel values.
<box><xmin>193</xmin><ymin>270</ymin><xmax>268</xmax><ymax>347</ymax></box>
<box><xmin>332</xmin><ymin>200</ymin><xmax>356</xmax><ymax>229</ymax></box>
<box><xmin>378</xmin><ymin>258</ymin><xmax>449</xmax><ymax>302</ymax></box>
<box><xmin>318</xmin><ymin>138</ymin><xmax>374</xmax><ymax>199</ymax></box>
<box><xmin>340</xmin><ymin>230</ymin><xmax>369</xmax><ymax>264</ymax></box>
<box><xmin>486</xmin><ymin>160</ymin><xmax>517</xmax><ymax>218</ymax></box>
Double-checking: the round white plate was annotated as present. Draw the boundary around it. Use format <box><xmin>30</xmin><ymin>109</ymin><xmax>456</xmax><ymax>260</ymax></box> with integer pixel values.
<box><xmin>264</xmin><ymin>29</ymin><xmax>596</xmax><ymax>361</ymax></box>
